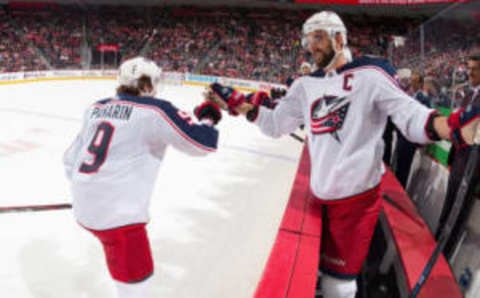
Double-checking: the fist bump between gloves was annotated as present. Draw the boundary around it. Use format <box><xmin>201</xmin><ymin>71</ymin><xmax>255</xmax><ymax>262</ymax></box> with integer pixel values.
<box><xmin>448</xmin><ymin>105</ymin><xmax>480</xmax><ymax>148</ymax></box>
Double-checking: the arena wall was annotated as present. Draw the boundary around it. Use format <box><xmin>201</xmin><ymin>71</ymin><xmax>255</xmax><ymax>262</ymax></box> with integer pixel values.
<box><xmin>0</xmin><ymin>70</ymin><xmax>284</xmax><ymax>93</ymax></box>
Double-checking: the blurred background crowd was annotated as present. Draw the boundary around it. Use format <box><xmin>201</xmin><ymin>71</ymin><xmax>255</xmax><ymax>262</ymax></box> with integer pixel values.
<box><xmin>1</xmin><ymin>4</ymin><xmax>479</xmax><ymax>108</ymax></box>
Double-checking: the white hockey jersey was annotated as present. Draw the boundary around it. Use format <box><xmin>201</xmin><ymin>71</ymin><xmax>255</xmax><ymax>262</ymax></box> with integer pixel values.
<box><xmin>254</xmin><ymin>56</ymin><xmax>436</xmax><ymax>201</ymax></box>
<box><xmin>64</xmin><ymin>93</ymin><xmax>218</xmax><ymax>230</ymax></box>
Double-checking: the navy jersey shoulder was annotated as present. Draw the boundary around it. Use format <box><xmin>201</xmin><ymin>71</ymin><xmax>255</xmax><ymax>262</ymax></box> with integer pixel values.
<box><xmin>337</xmin><ymin>55</ymin><xmax>397</xmax><ymax>78</ymax></box>
<box><xmin>117</xmin><ymin>94</ymin><xmax>176</xmax><ymax>113</ymax></box>
<box><xmin>117</xmin><ymin>93</ymin><xmax>218</xmax><ymax>150</ymax></box>
<box><xmin>95</xmin><ymin>98</ymin><xmax>113</xmax><ymax>105</ymax></box>
<box><xmin>309</xmin><ymin>68</ymin><xmax>326</xmax><ymax>78</ymax></box>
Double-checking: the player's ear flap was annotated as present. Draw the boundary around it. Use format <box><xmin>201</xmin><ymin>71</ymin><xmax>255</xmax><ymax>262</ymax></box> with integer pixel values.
<box><xmin>334</xmin><ymin>32</ymin><xmax>343</xmax><ymax>51</ymax></box>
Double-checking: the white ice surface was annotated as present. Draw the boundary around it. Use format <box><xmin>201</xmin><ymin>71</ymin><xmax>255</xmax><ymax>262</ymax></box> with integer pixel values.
<box><xmin>0</xmin><ymin>80</ymin><xmax>304</xmax><ymax>298</ymax></box>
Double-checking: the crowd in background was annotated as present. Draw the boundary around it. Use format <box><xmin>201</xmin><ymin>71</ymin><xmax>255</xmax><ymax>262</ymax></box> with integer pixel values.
<box><xmin>393</xmin><ymin>18</ymin><xmax>480</xmax><ymax>107</ymax></box>
<box><xmin>0</xmin><ymin>5</ymin><xmax>410</xmax><ymax>83</ymax></box>
<box><xmin>0</xmin><ymin>9</ymin><xmax>49</xmax><ymax>72</ymax></box>
<box><xmin>1</xmin><ymin>4</ymin><xmax>479</xmax><ymax>106</ymax></box>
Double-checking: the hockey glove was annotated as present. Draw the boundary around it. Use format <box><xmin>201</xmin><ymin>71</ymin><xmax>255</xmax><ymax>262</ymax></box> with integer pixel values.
<box><xmin>448</xmin><ymin>105</ymin><xmax>480</xmax><ymax>148</ymax></box>
<box><xmin>246</xmin><ymin>91</ymin><xmax>276</xmax><ymax>109</ymax></box>
<box><xmin>270</xmin><ymin>87</ymin><xmax>287</xmax><ymax>100</ymax></box>
<box><xmin>194</xmin><ymin>101</ymin><xmax>222</xmax><ymax>126</ymax></box>
<box><xmin>210</xmin><ymin>83</ymin><xmax>246</xmax><ymax>116</ymax></box>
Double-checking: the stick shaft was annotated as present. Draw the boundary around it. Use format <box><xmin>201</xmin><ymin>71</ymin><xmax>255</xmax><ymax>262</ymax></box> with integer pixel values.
<box><xmin>0</xmin><ymin>203</ymin><xmax>72</xmax><ymax>214</ymax></box>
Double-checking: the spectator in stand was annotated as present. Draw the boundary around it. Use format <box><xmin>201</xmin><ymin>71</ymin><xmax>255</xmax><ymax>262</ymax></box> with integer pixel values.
<box><xmin>437</xmin><ymin>53</ymin><xmax>480</xmax><ymax>258</ymax></box>
<box><xmin>300</xmin><ymin>61</ymin><xmax>313</xmax><ymax>75</ymax></box>
<box><xmin>384</xmin><ymin>67</ymin><xmax>413</xmax><ymax>166</ymax></box>
<box><xmin>411</xmin><ymin>71</ymin><xmax>430</xmax><ymax>107</ymax></box>
<box><xmin>424</xmin><ymin>76</ymin><xmax>450</xmax><ymax>107</ymax></box>
<box><xmin>286</xmin><ymin>61</ymin><xmax>314</xmax><ymax>87</ymax></box>
<box><xmin>394</xmin><ymin>71</ymin><xmax>429</xmax><ymax>188</ymax></box>
<box><xmin>454</xmin><ymin>55</ymin><xmax>480</xmax><ymax>108</ymax></box>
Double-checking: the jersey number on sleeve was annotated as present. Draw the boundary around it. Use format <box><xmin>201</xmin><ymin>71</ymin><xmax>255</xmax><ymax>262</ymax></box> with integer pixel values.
<box><xmin>177</xmin><ymin>110</ymin><xmax>194</xmax><ymax>125</ymax></box>
<box><xmin>79</xmin><ymin>122</ymin><xmax>115</xmax><ymax>174</ymax></box>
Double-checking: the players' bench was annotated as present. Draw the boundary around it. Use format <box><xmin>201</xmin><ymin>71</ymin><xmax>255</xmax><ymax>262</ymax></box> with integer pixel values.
<box><xmin>254</xmin><ymin>144</ymin><xmax>462</xmax><ymax>298</ymax></box>
<box><xmin>380</xmin><ymin>168</ymin><xmax>462</xmax><ymax>298</ymax></box>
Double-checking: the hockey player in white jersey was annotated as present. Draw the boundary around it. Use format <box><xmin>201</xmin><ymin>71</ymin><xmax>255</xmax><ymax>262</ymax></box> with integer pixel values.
<box><xmin>205</xmin><ymin>11</ymin><xmax>480</xmax><ymax>298</ymax></box>
<box><xmin>63</xmin><ymin>57</ymin><xmax>222</xmax><ymax>298</ymax></box>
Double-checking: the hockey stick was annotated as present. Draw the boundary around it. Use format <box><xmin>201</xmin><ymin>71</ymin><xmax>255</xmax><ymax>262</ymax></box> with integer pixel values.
<box><xmin>410</xmin><ymin>124</ymin><xmax>480</xmax><ymax>298</ymax></box>
<box><xmin>0</xmin><ymin>203</ymin><xmax>72</xmax><ymax>214</ymax></box>
<box><xmin>138</xmin><ymin>28</ymin><xmax>158</xmax><ymax>57</ymax></box>
<box><xmin>289</xmin><ymin>133</ymin><xmax>304</xmax><ymax>143</ymax></box>
<box><xmin>382</xmin><ymin>194</ymin><xmax>424</xmax><ymax>228</ymax></box>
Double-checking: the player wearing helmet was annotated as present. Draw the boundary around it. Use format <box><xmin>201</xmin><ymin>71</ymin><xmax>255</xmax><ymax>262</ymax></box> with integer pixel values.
<box><xmin>300</xmin><ymin>62</ymin><xmax>313</xmax><ymax>75</ymax></box>
<box><xmin>302</xmin><ymin>11</ymin><xmax>352</xmax><ymax>71</ymax></box>
<box><xmin>64</xmin><ymin>57</ymin><xmax>222</xmax><ymax>298</ymax></box>
<box><xmin>205</xmin><ymin>11</ymin><xmax>480</xmax><ymax>298</ymax></box>
<box><xmin>286</xmin><ymin>62</ymin><xmax>314</xmax><ymax>87</ymax></box>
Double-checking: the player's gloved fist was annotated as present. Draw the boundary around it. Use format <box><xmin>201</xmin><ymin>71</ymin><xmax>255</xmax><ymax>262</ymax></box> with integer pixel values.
<box><xmin>194</xmin><ymin>101</ymin><xmax>222</xmax><ymax>126</ymax></box>
<box><xmin>270</xmin><ymin>87</ymin><xmax>287</xmax><ymax>100</ymax></box>
<box><xmin>210</xmin><ymin>83</ymin><xmax>246</xmax><ymax>116</ymax></box>
<box><xmin>246</xmin><ymin>91</ymin><xmax>274</xmax><ymax>109</ymax></box>
<box><xmin>448</xmin><ymin>105</ymin><xmax>480</xmax><ymax>148</ymax></box>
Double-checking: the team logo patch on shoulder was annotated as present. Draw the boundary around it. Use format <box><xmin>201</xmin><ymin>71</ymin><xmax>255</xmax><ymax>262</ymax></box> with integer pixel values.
<box><xmin>310</xmin><ymin>95</ymin><xmax>350</xmax><ymax>142</ymax></box>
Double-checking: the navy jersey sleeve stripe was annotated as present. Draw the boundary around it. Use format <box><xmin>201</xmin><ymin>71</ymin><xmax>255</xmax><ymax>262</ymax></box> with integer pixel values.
<box><xmin>156</xmin><ymin>103</ymin><xmax>219</xmax><ymax>151</ymax></box>
<box><xmin>119</xmin><ymin>94</ymin><xmax>218</xmax><ymax>151</ymax></box>
<box><xmin>95</xmin><ymin>98</ymin><xmax>113</xmax><ymax>105</ymax></box>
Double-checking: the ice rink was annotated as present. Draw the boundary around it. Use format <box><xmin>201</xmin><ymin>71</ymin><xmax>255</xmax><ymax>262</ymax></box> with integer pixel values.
<box><xmin>0</xmin><ymin>79</ymin><xmax>304</xmax><ymax>298</ymax></box>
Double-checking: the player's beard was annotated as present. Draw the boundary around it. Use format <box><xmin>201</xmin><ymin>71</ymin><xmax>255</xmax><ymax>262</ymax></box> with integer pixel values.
<box><xmin>314</xmin><ymin>46</ymin><xmax>335</xmax><ymax>69</ymax></box>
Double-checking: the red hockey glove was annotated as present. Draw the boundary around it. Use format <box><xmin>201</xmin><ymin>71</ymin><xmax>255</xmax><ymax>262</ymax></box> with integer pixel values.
<box><xmin>270</xmin><ymin>87</ymin><xmax>287</xmax><ymax>100</ymax></box>
<box><xmin>245</xmin><ymin>91</ymin><xmax>276</xmax><ymax>109</ymax></box>
<box><xmin>448</xmin><ymin>105</ymin><xmax>480</xmax><ymax>149</ymax></box>
<box><xmin>194</xmin><ymin>101</ymin><xmax>222</xmax><ymax>125</ymax></box>
<box><xmin>210</xmin><ymin>83</ymin><xmax>246</xmax><ymax>116</ymax></box>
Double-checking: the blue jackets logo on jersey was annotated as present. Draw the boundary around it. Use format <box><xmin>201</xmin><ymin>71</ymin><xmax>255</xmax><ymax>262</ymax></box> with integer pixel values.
<box><xmin>310</xmin><ymin>95</ymin><xmax>350</xmax><ymax>142</ymax></box>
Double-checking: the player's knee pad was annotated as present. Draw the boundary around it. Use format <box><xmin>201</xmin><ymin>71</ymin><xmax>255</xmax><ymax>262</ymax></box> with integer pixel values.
<box><xmin>91</xmin><ymin>223</ymin><xmax>154</xmax><ymax>283</ymax></box>
<box><xmin>321</xmin><ymin>274</ymin><xmax>357</xmax><ymax>298</ymax></box>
